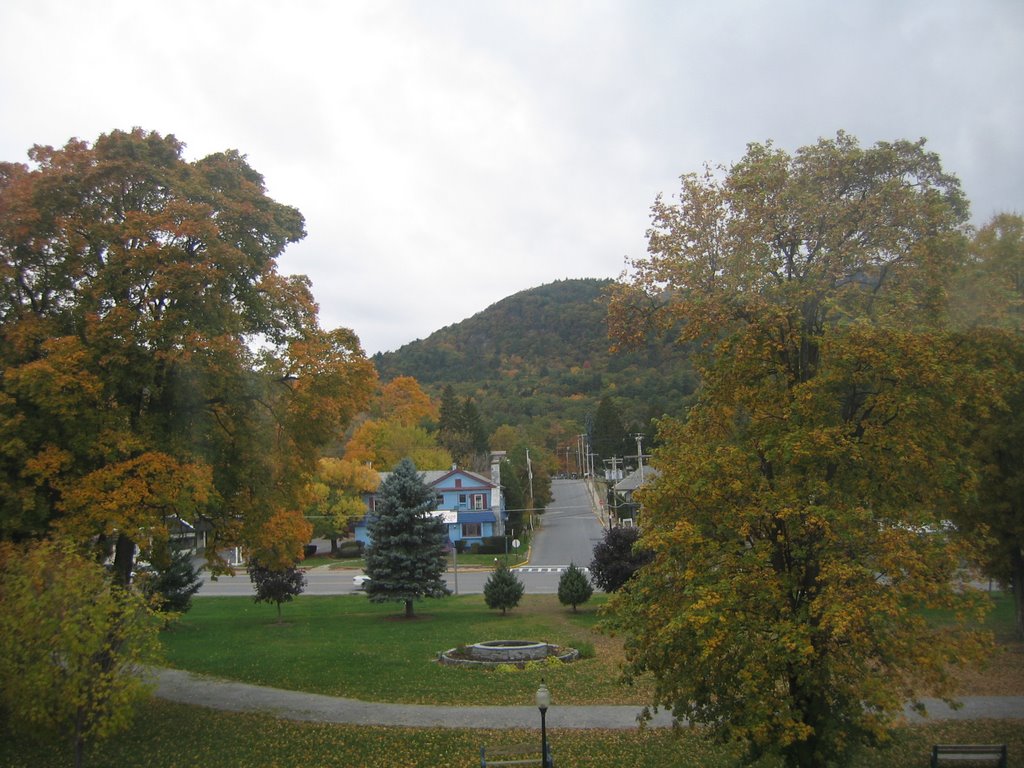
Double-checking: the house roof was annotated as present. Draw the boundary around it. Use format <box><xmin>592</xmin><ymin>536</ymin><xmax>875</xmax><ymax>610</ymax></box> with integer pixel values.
<box><xmin>614</xmin><ymin>466</ymin><xmax>661</xmax><ymax>493</ymax></box>
<box><xmin>376</xmin><ymin>466</ymin><xmax>496</xmax><ymax>491</ymax></box>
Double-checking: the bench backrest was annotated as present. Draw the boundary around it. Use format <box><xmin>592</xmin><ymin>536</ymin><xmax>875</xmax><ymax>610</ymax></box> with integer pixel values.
<box><xmin>931</xmin><ymin>744</ymin><xmax>1007</xmax><ymax>768</ymax></box>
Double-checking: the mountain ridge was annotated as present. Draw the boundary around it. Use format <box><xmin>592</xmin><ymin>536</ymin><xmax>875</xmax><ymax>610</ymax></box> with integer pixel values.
<box><xmin>372</xmin><ymin>278</ymin><xmax>695</xmax><ymax>438</ymax></box>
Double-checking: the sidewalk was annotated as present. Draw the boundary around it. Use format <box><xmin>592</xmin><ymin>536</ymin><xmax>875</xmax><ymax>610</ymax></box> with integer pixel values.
<box><xmin>151</xmin><ymin>668</ymin><xmax>1024</xmax><ymax>729</ymax></box>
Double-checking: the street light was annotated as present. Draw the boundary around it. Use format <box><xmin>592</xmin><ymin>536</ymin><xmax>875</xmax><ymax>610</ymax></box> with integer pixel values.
<box><xmin>536</xmin><ymin>679</ymin><xmax>551</xmax><ymax>768</ymax></box>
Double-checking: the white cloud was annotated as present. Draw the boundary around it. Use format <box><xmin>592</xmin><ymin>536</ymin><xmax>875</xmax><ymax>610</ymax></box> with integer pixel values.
<box><xmin>1</xmin><ymin>0</ymin><xmax>1021</xmax><ymax>354</ymax></box>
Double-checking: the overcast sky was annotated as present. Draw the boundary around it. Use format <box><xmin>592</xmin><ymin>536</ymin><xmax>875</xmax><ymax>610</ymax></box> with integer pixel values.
<box><xmin>2</xmin><ymin>1</ymin><xmax>1021</xmax><ymax>355</ymax></box>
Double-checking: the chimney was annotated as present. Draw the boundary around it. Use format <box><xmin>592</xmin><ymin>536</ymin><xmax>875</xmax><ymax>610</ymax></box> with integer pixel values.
<box><xmin>489</xmin><ymin>450</ymin><xmax>506</xmax><ymax>535</ymax></box>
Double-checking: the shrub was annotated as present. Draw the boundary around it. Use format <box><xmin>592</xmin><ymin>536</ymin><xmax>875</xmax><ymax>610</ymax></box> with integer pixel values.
<box><xmin>336</xmin><ymin>540</ymin><xmax>365</xmax><ymax>559</ymax></box>
<box><xmin>483</xmin><ymin>561</ymin><xmax>525</xmax><ymax>614</ymax></box>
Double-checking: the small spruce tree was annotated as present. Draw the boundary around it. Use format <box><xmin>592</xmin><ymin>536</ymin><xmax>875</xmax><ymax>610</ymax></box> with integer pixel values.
<box><xmin>365</xmin><ymin>458</ymin><xmax>450</xmax><ymax>618</ymax></box>
<box><xmin>557</xmin><ymin>562</ymin><xmax>593</xmax><ymax>612</ymax></box>
<box><xmin>141</xmin><ymin>548</ymin><xmax>202</xmax><ymax>614</ymax></box>
<box><xmin>484</xmin><ymin>561</ymin><xmax>525</xmax><ymax>615</ymax></box>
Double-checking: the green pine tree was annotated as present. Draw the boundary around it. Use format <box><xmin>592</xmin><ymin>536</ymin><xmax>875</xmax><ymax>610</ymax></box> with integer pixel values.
<box><xmin>557</xmin><ymin>562</ymin><xmax>593</xmax><ymax>612</ymax></box>
<box><xmin>141</xmin><ymin>548</ymin><xmax>202</xmax><ymax>614</ymax></box>
<box><xmin>365</xmin><ymin>458</ymin><xmax>451</xmax><ymax>618</ymax></box>
<box><xmin>483</xmin><ymin>561</ymin><xmax>525</xmax><ymax>615</ymax></box>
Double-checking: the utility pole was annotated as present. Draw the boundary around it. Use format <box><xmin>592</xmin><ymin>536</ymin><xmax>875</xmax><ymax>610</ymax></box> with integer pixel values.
<box><xmin>632</xmin><ymin>433</ymin><xmax>651</xmax><ymax>482</ymax></box>
<box><xmin>526</xmin><ymin>448</ymin><xmax>534</xmax><ymax>511</ymax></box>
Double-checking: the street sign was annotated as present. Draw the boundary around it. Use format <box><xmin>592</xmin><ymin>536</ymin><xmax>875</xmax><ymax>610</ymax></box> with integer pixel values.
<box><xmin>512</xmin><ymin>538</ymin><xmax>521</xmax><ymax>549</ymax></box>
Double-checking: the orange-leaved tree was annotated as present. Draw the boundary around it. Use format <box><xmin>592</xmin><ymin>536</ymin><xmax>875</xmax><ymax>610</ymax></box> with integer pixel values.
<box><xmin>0</xmin><ymin>129</ymin><xmax>375</xmax><ymax>582</ymax></box>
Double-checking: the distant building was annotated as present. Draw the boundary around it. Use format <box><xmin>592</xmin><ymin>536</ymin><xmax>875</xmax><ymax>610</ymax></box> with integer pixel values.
<box><xmin>353</xmin><ymin>452</ymin><xmax>506</xmax><ymax>548</ymax></box>
<box><xmin>612</xmin><ymin>466</ymin><xmax>660</xmax><ymax>525</ymax></box>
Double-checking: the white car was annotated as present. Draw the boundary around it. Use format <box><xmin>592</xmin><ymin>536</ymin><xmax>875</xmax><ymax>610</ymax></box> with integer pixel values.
<box><xmin>353</xmin><ymin>573</ymin><xmax>371</xmax><ymax>590</ymax></box>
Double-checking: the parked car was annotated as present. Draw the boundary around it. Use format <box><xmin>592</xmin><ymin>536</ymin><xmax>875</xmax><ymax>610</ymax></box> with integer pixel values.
<box><xmin>353</xmin><ymin>573</ymin><xmax>371</xmax><ymax>590</ymax></box>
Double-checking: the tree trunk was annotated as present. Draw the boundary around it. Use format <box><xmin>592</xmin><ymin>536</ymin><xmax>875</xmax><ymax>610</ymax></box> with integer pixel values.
<box><xmin>73</xmin><ymin>707</ymin><xmax>86</xmax><ymax>768</ymax></box>
<box><xmin>330</xmin><ymin>536</ymin><xmax>339</xmax><ymax>556</ymax></box>
<box><xmin>404</xmin><ymin>599</ymin><xmax>414</xmax><ymax>619</ymax></box>
<box><xmin>111</xmin><ymin>533</ymin><xmax>135</xmax><ymax>586</ymax></box>
<box><xmin>1012</xmin><ymin>546</ymin><xmax>1024</xmax><ymax>641</ymax></box>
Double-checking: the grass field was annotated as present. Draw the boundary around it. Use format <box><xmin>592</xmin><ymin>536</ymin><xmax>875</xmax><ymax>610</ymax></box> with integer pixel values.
<box><xmin>160</xmin><ymin>593</ymin><xmax>645</xmax><ymax>705</ymax></box>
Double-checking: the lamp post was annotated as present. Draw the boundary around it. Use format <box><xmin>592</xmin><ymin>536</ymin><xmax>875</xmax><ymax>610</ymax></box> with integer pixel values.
<box><xmin>536</xmin><ymin>680</ymin><xmax>551</xmax><ymax>768</ymax></box>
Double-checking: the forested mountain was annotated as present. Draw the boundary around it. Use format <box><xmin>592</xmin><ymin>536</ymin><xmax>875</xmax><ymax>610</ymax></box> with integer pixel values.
<box><xmin>372</xmin><ymin>279</ymin><xmax>696</xmax><ymax>443</ymax></box>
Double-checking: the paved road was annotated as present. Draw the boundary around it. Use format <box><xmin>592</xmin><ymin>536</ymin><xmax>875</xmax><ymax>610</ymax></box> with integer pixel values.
<box><xmin>530</xmin><ymin>478</ymin><xmax>605</xmax><ymax>568</ymax></box>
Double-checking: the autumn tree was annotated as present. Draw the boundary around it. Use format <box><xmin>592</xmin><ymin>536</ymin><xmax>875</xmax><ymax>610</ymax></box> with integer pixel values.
<box><xmin>372</xmin><ymin>376</ymin><xmax>438</xmax><ymax>426</ymax></box>
<box><xmin>0</xmin><ymin>539</ymin><xmax>161</xmax><ymax>768</ymax></box>
<box><xmin>364</xmin><ymin>458</ymin><xmax>450</xmax><ymax>618</ymax></box>
<box><xmin>950</xmin><ymin>213</ymin><xmax>1024</xmax><ymax>638</ymax></box>
<box><xmin>305</xmin><ymin>457</ymin><xmax>379</xmax><ymax>555</ymax></box>
<box><xmin>344</xmin><ymin>419</ymin><xmax>452</xmax><ymax>470</ymax></box>
<box><xmin>606</xmin><ymin>133</ymin><xmax>990</xmax><ymax>767</ymax></box>
<box><xmin>244</xmin><ymin>508</ymin><xmax>311</xmax><ymax>621</ymax></box>
<box><xmin>0</xmin><ymin>129</ymin><xmax>375</xmax><ymax>581</ymax></box>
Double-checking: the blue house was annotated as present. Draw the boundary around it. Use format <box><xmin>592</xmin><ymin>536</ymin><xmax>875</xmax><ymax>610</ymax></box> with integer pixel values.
<box><xmin>353</xmin><ymin>453</ymin><xmax>506</xmax><ymax>548</ymax></box>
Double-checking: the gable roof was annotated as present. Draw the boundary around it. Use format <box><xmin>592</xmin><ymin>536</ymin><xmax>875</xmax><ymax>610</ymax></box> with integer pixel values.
<box><xmin>374</xmin><ymin>466</ymin><xmax>497</xmax><ymax>492</ymax></box>
<box><xmin>614</xmin><ymin>466</ymin><xmax>661</xmax><ymax>493</ymax></box>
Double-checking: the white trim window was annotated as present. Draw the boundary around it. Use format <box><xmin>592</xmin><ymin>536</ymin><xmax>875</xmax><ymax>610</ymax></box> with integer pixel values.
<box><xmin>462</xmin><ymin>522</ymin><xmax>482</xmax><ymax>538</ymax></box>
<box><xmin>471</xmin><ymin>493</ymin><xmax>486</xmax><ymax>510</ymax></box>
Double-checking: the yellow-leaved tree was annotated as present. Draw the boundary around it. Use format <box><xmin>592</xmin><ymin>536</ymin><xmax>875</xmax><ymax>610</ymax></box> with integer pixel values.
<box><xmin>304</xmin><ymin>457</ymin><xmax>380</xmax><ymax>555</ymax></box>
<box><xmin>0</xmin><ymin>539</ymin><xmax>161</xmax><ymax>768</ymax></box>
<box><xmin>606</xmin><ymin>133</ymin><xmax>991</xmax><ymax>768</ymax></box>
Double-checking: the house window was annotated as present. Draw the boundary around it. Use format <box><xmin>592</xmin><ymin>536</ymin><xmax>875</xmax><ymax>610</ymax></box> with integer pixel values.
<box><xmin>455</xmin><ymin>479</ymin><xmax>462</xmax><ymax>489</ymax></box>
<box><xmin>462</xmin><ymin>522</ymin><xmax>482</xmax><ymax>538</ymax></box>
<box><xmin>472</xmin><ymin>494</ymin><xmax>486</xmax><ymax>510</ymax></box>
<box><xmin>459</xmin><ymin>494</ymin><xmax>467</xmax><ymax>505</ymax></box>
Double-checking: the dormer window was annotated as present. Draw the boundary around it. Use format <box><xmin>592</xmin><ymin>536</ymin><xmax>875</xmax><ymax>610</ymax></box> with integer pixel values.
<box><xmin>455</xmin><ymin>479</ymin><xmax>462</xmax><ymax>489</ymax></box>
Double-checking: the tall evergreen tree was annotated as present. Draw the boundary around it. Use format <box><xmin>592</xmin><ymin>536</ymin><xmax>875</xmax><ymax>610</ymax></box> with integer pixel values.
<box><xmin>365</xmin><ymin>458</ymin><xmax>450</xmax><ymax>618</ymax></box>
<box><xmin>500</xmin><ymin>458</ymin><xmax>526</xmax><ymax>530</ymax></box>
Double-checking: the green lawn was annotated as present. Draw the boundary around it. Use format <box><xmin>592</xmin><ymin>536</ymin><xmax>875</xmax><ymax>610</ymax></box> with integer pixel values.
<box><xmin>2</xmin><ymin>700</ymin><xmax>1022</xmax><ymax>768</ymax></box>
<box><xmin>160</xmin><ymin>593</ymin><xmax>639</xmax><ymax>705</ymax></box>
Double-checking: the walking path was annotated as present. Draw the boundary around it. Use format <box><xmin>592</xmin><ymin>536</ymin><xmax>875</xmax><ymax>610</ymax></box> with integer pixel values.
<box><xmin>151</xmin><ymin>668</ymin><xmax>1024</xmax><ymax>730</ymax></box>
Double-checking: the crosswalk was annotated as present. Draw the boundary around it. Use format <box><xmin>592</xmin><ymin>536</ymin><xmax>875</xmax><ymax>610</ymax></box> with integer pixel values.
<box><xmin>513</xmin><ymin>565</ymin><xmax>590</xmax><ymax>574</ymax></box>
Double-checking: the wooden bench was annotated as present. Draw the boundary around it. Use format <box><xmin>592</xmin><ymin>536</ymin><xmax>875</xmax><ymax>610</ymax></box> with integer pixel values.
<box><xmin>931</xmin><ymin>744</ymin><xmax>1007</xmax><ymax>767</ymax></box>
<box><xmin>480</xmin><ymin>742</ymin><xmax>553</xmax><ymax>767</ymax></box>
